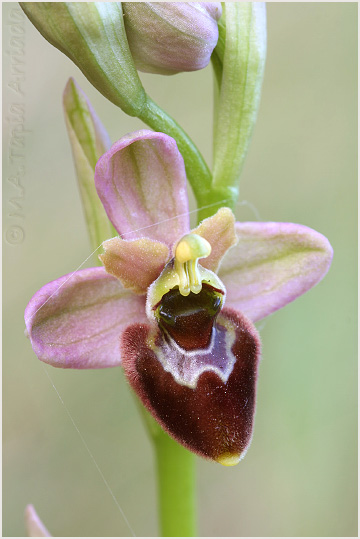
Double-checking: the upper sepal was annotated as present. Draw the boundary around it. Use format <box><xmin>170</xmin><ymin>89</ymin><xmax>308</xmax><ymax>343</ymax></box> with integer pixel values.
<box><xmin>121</xmin><ymin>308</ymin><xmax>261</xmax><ymax>464</ymax></box>
<box><xmin>94</xmin><ymin>130</ymin><xmax>189</xmax><ymax>246</ymax></box>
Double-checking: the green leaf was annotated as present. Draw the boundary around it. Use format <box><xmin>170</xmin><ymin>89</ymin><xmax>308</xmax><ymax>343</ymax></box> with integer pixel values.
<box><xmin>63</xmin><ymin>78</ymin><xmax>115</xmax><ymax>253</ymax></box>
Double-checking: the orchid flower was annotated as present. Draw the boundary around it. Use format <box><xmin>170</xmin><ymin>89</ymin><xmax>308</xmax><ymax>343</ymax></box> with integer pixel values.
<box><xmin>25</xmin><ymin>130</ymin><xmax>333</xmax><ymax>465</ymax></box>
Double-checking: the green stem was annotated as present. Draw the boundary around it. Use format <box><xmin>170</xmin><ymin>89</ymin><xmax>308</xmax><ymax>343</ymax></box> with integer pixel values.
<box><xmin>137</xmin><ymin>94</ymin><xmax>212</xmax><ymax>206</ymax></box>
<box><xmin>153</xmin><ymin>430</ymin><xmax>197</xmax><ymax>537</ymax></box>
<box><xmin>134</xmin><ymin>400</ymin><xmax>197</xmax><ymax>537</ymax></box>
<box><xmin>196</xmin><ymin>186</ymin><xmax>238</xmax><ymax>223</ymax></box>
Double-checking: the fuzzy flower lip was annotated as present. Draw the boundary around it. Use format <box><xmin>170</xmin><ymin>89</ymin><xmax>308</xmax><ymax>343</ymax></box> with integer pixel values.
<box><xmin>121</xmin><ymin>307</ymin><xmax>261</xmax><ymax>464</ymax></box>
<box><xmin>25</xmin><ymin>129</ymin><xmax>333</xmax><ymax>371</ymax></box>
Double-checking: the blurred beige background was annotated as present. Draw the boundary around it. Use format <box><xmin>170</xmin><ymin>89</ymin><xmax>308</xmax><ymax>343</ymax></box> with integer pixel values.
<box><xmin>3</xmin><ymin>2</ymin><xmax>357</xmax><ymax>537</ymax></box>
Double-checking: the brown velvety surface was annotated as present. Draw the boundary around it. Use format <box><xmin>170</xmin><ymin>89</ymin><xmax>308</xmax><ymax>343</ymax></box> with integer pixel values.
<box><xmin>121</xmin><ymin>308</ymin><xmax>261</xmax><ymax>461</ymax></box>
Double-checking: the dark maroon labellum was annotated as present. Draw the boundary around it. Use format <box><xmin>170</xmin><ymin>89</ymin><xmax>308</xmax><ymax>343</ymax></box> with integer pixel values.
<box><xmin>156</xmin><ymin>284</ymin><xmax>223</xmax><ymax>351</ymax></box>
<box><xmin>121</xmin><ymin>308</ymin><xmax>261</xmax><ymax>464</ymax></box>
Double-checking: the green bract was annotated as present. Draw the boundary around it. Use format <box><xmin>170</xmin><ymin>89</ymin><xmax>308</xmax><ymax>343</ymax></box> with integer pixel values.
<box><xmin>63</xmin><ymin>78</ymin><xmax>115</xmax><ymax>253</ymax></box>
<box><xmin>20</xmin><ymin>2</ymin><xmax>145</xmax><ymax>116</ymax></box>
<box><xmin>212</xmin><ymin>3</ymin><xmax>267</xmax><ymax>199</ymax></box>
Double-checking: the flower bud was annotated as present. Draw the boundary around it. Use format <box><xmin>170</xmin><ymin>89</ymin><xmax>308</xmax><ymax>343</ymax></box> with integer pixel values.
<box><xmin>20</xmin><ymin>2</ymin><xmax>146</xmax><ymax>116</ymax></box>
<box><xmin>122</xmin><ymin>2</ymin><xmax>222</xmax><ymax>75</ymax></box>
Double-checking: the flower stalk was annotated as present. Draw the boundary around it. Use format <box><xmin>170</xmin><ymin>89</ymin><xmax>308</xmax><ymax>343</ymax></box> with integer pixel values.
<box><xmin>135</xmin><ymin>402</ymin><xmax>197</xmax><ymax>537</ymax></box>
<box><xmin>154</xmin><ymin>431</ymin><xmax>197</xmax><ymax>537</ymax></box>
